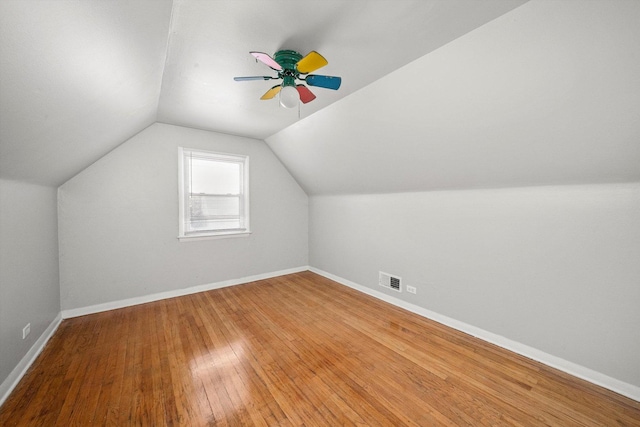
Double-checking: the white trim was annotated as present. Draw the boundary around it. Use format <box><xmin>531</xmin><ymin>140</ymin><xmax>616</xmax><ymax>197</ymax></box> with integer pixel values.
<box><xmin>8</xmin><ymin>268</ymin><xmax>636</xmax><ymax>408</ymax></box>
<box><xmin>0</xmin><ymin>312</ymin><xmax>62</xmax><ymax>408</ymax></box>
<box><xmin>178</xmin><ymin>147</ymin><xmax>250</xmax><ymax>239</ymax></box>
<box><xmin>309</xmin><ymin>266</ymin><xmax>640</xmax><ymax>403</ymax></box>
<box><xmin>1</xmin><ymin>268</ymin><xmax>310</xmax><ymax>407</ymax></box>
<box><xmin>178</xmin><ymin>146</ymin><xmax>187</xmax><ymax>237</ymax></box>
<box><xmin>62</xmin><ymin>266</ymin><xmax>310</xmax><ymax>319</ymax></box>
<box><xmin>178</xmin><ymin>231</ymin><xmax>252</xmax><ymax>242</ymax></box>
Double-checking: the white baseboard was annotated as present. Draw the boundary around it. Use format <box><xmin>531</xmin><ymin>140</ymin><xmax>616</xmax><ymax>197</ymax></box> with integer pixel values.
<box><xmin>1</xmin><ymin>267</ymin><xmax>309</xmax><ymax>408</ymax></box>
<box><xmin>0</xmin><ymin>312</ymin><xmax>62</xmax><ymax>408</ymax></box>
<box><xmin>62</xmin><ymin>266</ymin><xmax>310</xmax><ymax>319</ymax></box>
<box><xmin>6</xmin><ymin>267</ymin><xmax>637</xmax><ymax>409</ymax></box>
<box><xmin>309</xmin><ymin>267</ymin><xmax>640</xmax><ymax>403</ymax></box>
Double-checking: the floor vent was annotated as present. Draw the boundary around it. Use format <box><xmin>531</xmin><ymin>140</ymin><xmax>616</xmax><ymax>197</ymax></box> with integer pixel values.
<box><xmin>379</xmin><ymin>271</ymin><xmax>402</xmax><ymax>292</ymax></box>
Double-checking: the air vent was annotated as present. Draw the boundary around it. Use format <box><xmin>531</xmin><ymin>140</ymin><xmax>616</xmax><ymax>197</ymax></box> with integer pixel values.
<box><xmin>379</xmin><ymin>271</ymin><xmax>402</xmax><ymax>292</ymax></box>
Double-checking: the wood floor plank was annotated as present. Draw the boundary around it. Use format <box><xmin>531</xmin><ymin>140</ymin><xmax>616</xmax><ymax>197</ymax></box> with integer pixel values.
<box><xmin>247</xmin><ymin>278</ymin><xmax>528</xmax><ymax>426</ymax></box>
<box><xmin>231</xmin><ymin>282</ymin><xmax>408</xmax><ymax>426</ymax></box>
<box><xmin>104</xmin><ymin>309</ymin><xmax>133</xmax><ymax>426</ymax></box>
<box><xmin>1</xmin><ymin>271</ymin><xmax>639</xmax><ymax>426</ymax></box>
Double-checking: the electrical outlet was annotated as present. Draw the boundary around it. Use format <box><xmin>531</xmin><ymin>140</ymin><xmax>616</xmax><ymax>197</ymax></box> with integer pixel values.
<box><xmin>22</xmin><ymin>323</ymin><xmax>31</xmax><ymax>340</ymax></box>
<box><xmin>407</xmin><ymin>286</ymin><xmax>417</xmax><ymax>294</ymax></box>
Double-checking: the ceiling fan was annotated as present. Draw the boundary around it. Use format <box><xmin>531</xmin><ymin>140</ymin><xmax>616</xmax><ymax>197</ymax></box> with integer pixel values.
<box><xmin>234</xmin><ymin>50</ymin><xmax>342</xmax><ymax>108</ymax></box>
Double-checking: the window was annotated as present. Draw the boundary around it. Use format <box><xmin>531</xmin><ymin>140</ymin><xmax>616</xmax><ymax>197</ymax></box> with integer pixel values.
<box><xmin>178</xmin><ymin>148</ymin><xmax>249</xmax><ymax>240</ymax></box>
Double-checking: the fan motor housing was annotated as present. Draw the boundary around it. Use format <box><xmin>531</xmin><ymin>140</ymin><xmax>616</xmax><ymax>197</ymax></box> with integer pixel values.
<box><xmin>274</xmin><ymin>50</ymin><xmax>302</xmax><ymax>70</ymax></box>
<box><xmin>274</xmin><ymin>50</ymin><xmax>302</xmax><ymax>86</ymax></box>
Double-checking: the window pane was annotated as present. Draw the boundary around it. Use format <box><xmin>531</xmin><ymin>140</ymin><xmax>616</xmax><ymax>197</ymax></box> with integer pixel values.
<box><xmin>179</xmin><ymin>147</ymin><xmax>249</xmax><ymax>237</ymax></box>
<box><xmin>189</xmin><ymin>195</ymin><xmax>241</xmax><ymax>232</ymax></box>
<box><xmin>190</xmin><ymin>158</ymin><xmax>240</xmax><ymax>195</ymax></box>
<box><xmin>190</xmin><ymin>195</ymin><xmax>239</xmax><ymax>218</ymax></box>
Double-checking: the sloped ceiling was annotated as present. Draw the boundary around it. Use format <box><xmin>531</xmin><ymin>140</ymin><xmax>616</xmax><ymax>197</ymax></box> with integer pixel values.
<box><xmin>266</xmin><ymin>0</ymin><xmax>640</xmax><ymax>194</ymax></box>
<box><xmin>2</xmin><ymin>0</ymin><xmax>638</xmax><ymax>194</ymax></box>
<box><xmin>0</xmin><ymin>0</ymin><xmax>173</xmax><ymax>186</ymax></box>
<box><xmin>156</xmin><ymin>0</ymin><xmax>526</xmax><ymax>140</ymax></box>
<box><xmin>1</xmin><ymin>0</ymin><xmax>525</xmax><ymax>187</ymax></box>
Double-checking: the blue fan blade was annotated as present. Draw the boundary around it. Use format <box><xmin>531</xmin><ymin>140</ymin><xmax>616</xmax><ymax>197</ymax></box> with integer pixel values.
<box><xmin>234</xmin><ymin>76</ymin><xmax>274</xmax><ymax>81</ymax></box>
<box><xmin>305</xmin><ymin>75</ymin><xmax>341</xmax><ymax>90</ymax></box>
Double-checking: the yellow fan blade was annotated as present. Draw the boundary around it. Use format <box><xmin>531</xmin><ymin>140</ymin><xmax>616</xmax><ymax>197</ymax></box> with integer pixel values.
<box><xmin>296</xmin><ymin>51</ymin><xmax>328</xmax><ymax>74</ymax></box>
<box><xmin>260</xmin><ymin>85</ymin><xmax>282</xmax><ymax>100</ymax></box>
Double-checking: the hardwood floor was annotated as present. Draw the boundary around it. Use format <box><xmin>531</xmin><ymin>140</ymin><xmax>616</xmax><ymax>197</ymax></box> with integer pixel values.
<box><xmin>1</xmin><ymin>271</ymin><xmax>639</xmax><ymax>426</ymax></box>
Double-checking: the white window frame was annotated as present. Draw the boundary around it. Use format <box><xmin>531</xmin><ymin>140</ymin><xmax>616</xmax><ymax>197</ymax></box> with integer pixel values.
<box><xmin>178</xmin><ymin>147</ymin><xmax>250</xmax><ymax>241</ymax></box>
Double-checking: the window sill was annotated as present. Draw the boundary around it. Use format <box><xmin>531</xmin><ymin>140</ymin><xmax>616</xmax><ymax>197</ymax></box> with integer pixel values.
<box><xmin>178</xmin><ymin>231</ymin><xmax>252</xmax><ymax>242</ymax></box>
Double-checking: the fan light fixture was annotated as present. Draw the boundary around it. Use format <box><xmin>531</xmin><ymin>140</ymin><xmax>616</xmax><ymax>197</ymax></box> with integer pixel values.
<box><xmin>279</xmin><ymin>85</ymin><xmax>299</xmax><ymax>108</ymax></box>
<box><xmin>234</xmin><ymin>50</ymin><xmax>342</xmax><ymax>108</ymax></box>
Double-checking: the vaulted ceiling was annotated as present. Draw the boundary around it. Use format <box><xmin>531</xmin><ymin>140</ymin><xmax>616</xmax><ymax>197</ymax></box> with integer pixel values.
<box><xmin>1</xmin><ymin>0</ymin><xmax>639</xmax><ymax>194</ymax></box>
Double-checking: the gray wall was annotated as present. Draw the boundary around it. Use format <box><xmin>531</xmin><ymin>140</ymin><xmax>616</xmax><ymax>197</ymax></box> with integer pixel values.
<box><xmin>309</xmin><ymin>183</ymin><xmax>640</xmax><ymax>388</ymax></box>
<box><xmin>58</xmin><ymin>123</ymin><xmax>308</xmax><ymax>311</ymax></box>
<box><xmin>0</xmin><ymin>179</ymin><xmax>60</xmax><ymax>386</ymax></box>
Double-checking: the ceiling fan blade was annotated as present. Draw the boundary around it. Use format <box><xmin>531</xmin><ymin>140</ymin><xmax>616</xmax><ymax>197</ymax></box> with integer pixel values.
<box><xmin>305</xmin><ymin>75</ymin><xmax>341</xmax><ymax>90</ymax></box>
<box><xmin>250</xmin><ymin>52</ymin><xmax>282</xmax><ymax>71</ymax></box>
<box><xmin>234</xmin><ymin>76</ymin><xmax>275</xmax><ymax>81</ymax></box>
<box><xmin>260</xmin><ymin>85</ymin><xmax>282</xmax><ymax>100</ymax></box>
<box><xmin>296</xmin><ymin>85</ymin><xmax>316</xmax><ymax>104</ymax></box>
<box><xmin>296</xmin><ymin>51</ymin><xmax>328</xmax><ymax>74</ymax></box>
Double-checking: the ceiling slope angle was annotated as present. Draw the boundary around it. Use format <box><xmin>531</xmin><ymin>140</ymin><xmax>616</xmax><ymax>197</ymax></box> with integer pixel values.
<box><xmin>266</xmin><ymin>0</ymin><xmax>640</xmax><ymax>195</ymax></box>
<box><xmin>0</xmin><ymin>0</ymin><xmax>525</xmax><ymax>187</ymax></box>
<box><xmin>0</xmin><ymin>0</ymin><xmax>173</xmax><ymax>186</ymax></box>
<box><xmin>156</xmin><ymin>0</ymin><xmax>528</xmax><ymax>140</ymax></box>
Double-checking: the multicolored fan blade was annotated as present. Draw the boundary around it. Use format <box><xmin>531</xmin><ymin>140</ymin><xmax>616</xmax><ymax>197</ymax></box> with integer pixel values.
<box><xmin>305</xmin><ymin>75</ymin><xmax>341</xmax><ymax>90</ymax></box>
<box><xmin>260</xmin><ymin>85</ymin><xmax>282</xmax><ymax>100</ymax></box>
<box><xmin>296</xmin><ymin>51</ymin><xmax>328</xmax><ymax>74</ymax></box>
<box><xmin>250</xmin><ymin>52</ymin><xmax>282</xmax><ymax>71</ymax></box>
<box><xmin>234</xmin><ymin>76</ymin><xmax>275</xmax><ymax>81</ymax></box>
<box><xmin>296</xmin><ymin>85</ymin><xmax>316</xmax><ymax>104</ymax></box>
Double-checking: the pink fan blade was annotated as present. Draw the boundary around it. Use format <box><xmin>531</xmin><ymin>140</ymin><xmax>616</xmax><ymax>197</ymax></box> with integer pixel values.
<box><xmin>250</xmin><ymin>52</ymin><xmax>282</xmax><ymax>71</ymax></box>
<box><xmin>296</xmin><ymin>85</ymin><xmax>316</xmax><ymax>104</ymax></box>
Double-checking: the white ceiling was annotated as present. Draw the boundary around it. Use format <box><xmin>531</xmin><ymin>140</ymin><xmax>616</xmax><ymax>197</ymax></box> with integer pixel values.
<box><xmin>2</xmin><ymin>0</ymin><xmax>638</xmax><ymax>195</ymax></box>
<box><xmin>0</xmin><ymin>0</ymin><xmax>525</xmax><ymax>186</ymax></box>
<box><xmin>266</xmin><ymin>0</ymin><xmax>640</xmax><ymax>194</ymax></box>
<box><xmin>156</xmin><ymin>0</ymin><xmax>526</xmax><ymax>140</ymax></box>
<box><xmin>0</xmin><ymin>0</ymin><xmax>173</xmax><ymax>186</ymax></box>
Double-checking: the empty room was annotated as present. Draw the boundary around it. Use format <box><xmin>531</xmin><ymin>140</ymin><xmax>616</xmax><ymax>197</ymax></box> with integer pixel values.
<box><xmin>1</xmin><ymin>0</ymin><xmax>639</xmax><ymax>425</ymax></box>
